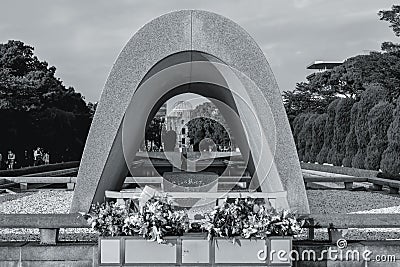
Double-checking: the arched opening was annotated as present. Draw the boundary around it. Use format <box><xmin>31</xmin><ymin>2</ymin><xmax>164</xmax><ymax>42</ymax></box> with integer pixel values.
<box><xmin>71</xmin><ymin>10</ymin><xmax>309</xmax><ymax>214</ymax></box>
<box><xmin>88</xmin><ymin>51</ymin><xmax>284</xmax><ymax>208</ymax></box>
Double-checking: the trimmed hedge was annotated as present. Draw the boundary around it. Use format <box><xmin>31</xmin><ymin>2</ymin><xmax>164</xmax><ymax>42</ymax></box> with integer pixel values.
<box><xmin>317</xmin><ymin>99</ymin><xmax>339</xmax><ymax>164</ymax></box>
<box><xmin>365</xmin><ymin>102</ymin><xmax>394</xmax><ymax>170</ymax></box>
<box><xmin>309</xmin><ymin>113</ymin><xmax>327</xmax><ymax>163</ymax></box>
<box><xmin>381</xmin><ymin>96</ymin><xmax>400</xmax><ymax>175</ymax></box>
<box><xmin>352</xmin><ymin>85</ymin><xmax>387</xmax><ymax>169</ymax></box>
<box><xmin>343</xmin><ymin>103</ymin><xmax>359</xmax><ymax>167</ymax></box>
<box><xmin>328</xmin><ymin>98</ymin><xmax>354</xmax><ymax>166</ymax></box>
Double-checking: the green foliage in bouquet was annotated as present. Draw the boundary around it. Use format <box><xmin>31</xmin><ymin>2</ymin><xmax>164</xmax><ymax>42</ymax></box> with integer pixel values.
<box><xmin>267</xmin><ymin>209</ymin><xmax>303</xmax><ymax>237</ymax></box>
<box><xmin>85</xmin><ymin>197</ymin><xmax>189</xmax><ymax>243</ymax></box>
<box><xmin>86</xmin><ymin>197</ymin><xmax>303</xmax><ymax>243</ymax></box>
<box><xmin>123</xmin><ymin>197</ymin><xmax>189</xmax><ymax>243</ymax></box>
<box><xmin>87</xmin><ymin>201</ymin><xmax>130</xmax><ymax>237</ymax></box>
<box><xmin>202</xmin><ymin>198</ymin><xmax>303</xmax><ymax>241</ymax></box>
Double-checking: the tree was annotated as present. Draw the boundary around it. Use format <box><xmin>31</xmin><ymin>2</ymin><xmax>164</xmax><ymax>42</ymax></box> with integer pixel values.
<box><xmin>365</xmin><ymin>102</ymin><xmax>394</xmax><ymax>170</ymax></box>
<box><xmin>0</xmin><ymin>40</ymin><xmax>92</xmax><ymax>163</ymax></box>
<box><xmin>292</xmin><ymin>113</ymin><xmax>309</xmax><ymax>146</ymax></box>
<box><xmin>343</xmin><ymin>103</ymin><xmax>359</xmax><ymax>167</ymax></box>
<box><xmin>352</xmin><ymin>85</ymin><xmax>388</xmax><ymax>169</ymax></box>
<box><xmin>284</xmin><ymin>50</ymin><xmax>400</xmax><ymax>120</ymax></box>
<box><xmin>284</xmin><ymin>6</ymin><xmax>400</xmax><ymax>170</ymax></box>
<box><xmin>190</xmin><ymin>101</ymin><xmax>232</xmax><ymax>137</ymax></box>
<box><xmin>145</xmin><ymin>117</ymin><xmax>164</xmax><ymax>151</ymax></box>
<box><xmin>187</xmin><ymin>102</ymin><xmax>232</xmax><ymax>151</ymax></box>
<box><xmin>309</xmin><ymin>113</ymin><xmax>327</xmax><ymax>163</ymax></box>
<box><xmin>381</xmin><ymin>96</ymin><xmax>400</xmax><ymax>174</ymax></box>
<box><xmin>327</xmin><ymin>98</ymin><xmax>354</xmax><ymax>166</ymax></box>
<box><xmin>283</xmin><ymin>82</ymin><xmax>335</xmax><ymax>123</ymax></box>
<box><xmin>187</xmin><ymin>117</ymin><xmax>229</xmax><ymax>151</ymax></box>
<box><xmin>379</xmin><ymin>5</ymin><xmax>400</xmax><ymax>52</ymax></box>
<box><xmin>296</xmin><ymin>113</ymin><xmax>312</xmax><ymax>161</ymax></box>
<box><xmin>317</xmin><ymin>99</ymin><xmax>339</xmax><ymax>164</ymax></box>
<box><xmin>87</xmin><ymin>102</ymin><xmax>97</xmax><ymax>119</ymax></box>
<box><xmin>301</xmin><ymin>113</ymin><xmax>319</xmax><ymax>162</ymax></box>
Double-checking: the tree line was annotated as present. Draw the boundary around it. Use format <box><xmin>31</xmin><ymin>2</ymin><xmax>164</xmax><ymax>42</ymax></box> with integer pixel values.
<box><xmin>284</xmin><ymin>5</ymin><xmax>400</xmax><ymax>175</ymax></box>
<box><xmin>0</xmin><ymin>40</ymin><xmax>95</xmax><ymax>166</ymax></box>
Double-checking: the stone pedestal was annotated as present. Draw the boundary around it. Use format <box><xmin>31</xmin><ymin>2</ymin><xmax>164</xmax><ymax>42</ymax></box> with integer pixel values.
<box><xmin>163</xmin><ymin>172</ymin><xmax>218</xmax><ymax>211</ymax></box>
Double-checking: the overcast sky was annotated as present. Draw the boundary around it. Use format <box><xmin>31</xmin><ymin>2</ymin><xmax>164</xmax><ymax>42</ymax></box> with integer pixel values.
<box><xmin>0</xmin><ymin>0</ymin><xmax>398</xmax><ymax>102</ymax></box>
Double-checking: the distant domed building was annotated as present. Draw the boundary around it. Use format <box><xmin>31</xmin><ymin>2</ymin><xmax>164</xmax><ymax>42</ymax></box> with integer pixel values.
<box><xmin>166</xmin><ymin>101</ymin><xmax>193</xmax><ymax>150</ymax></box>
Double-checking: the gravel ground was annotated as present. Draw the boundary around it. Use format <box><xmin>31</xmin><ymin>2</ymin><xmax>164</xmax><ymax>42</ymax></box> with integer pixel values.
<box><xmin>1</xmin><ymin>189</ymin><xmax>400</xmax><ymax>241</ymax></box>
<box><xmin>307</xmin><ymin>190</ymin><xmax>400</xmax><ymax>214</ymax></box>
<box><xmin>0</xmin><ymin>190</ymin><xmax>72</xmax><ymax>214</ymax></box>
<box><xmin>4</xmin><ymin>189</ymin><xmax>399</xmax><ymax>216</ymax></box>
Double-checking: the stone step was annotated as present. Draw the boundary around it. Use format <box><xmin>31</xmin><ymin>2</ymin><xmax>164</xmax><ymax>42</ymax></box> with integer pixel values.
<box><xmin>218</xmin><ymin>182</ymin><xmax>247</xmax><ymax>190</ymax></box>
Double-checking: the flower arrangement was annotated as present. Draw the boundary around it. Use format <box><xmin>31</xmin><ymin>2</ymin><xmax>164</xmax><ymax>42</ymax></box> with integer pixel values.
<box><xmin>87</xmin><ymin>201</ymin><xmax>129</xmax><ymax>237</ymax></box>
<box><xmin>123</xmin><ymin>197</ymin><xmax>189</xmax><ymax>243</ymax></box>
<box><xmin>202</xmin><ymin>198</ymin><xmax>303</xmax><ymax>241</ymax></box>
<box><xmin>86</xmin><ymin>197</ymin><xmax>303</xmax><ymax>244</ymax></box>
<box><xmin>85</xmin><ymin>197</ymin><xmax>189</xmax><ymax>243</ymax></box>
<box><xmin>267</xmin><ymin>209</ymin><xmax>303</xmax><ymax>237</ymax></box>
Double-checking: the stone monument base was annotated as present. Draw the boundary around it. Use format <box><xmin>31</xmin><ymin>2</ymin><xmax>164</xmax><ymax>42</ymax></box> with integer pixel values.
<box><xmin>163</xmin><ymin>172</ymin><xmax>218</xmax><ymax>215</ymax></box>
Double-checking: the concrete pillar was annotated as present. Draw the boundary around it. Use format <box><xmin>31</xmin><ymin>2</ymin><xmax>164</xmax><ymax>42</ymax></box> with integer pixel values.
<box><xmin>268</xmin><ymin>198</ymin><xmax>276</xmax><ymax>209</ymax></box>
<box><xmin>304</xmin><ymin>181</ymin><xmax>310</xmax><ymax>189</ymax></box>
<box><xmin>328</xmin><ymin>228</ymin><xmax>348</xmax><ymax>244</ymax></box>
<box><xmin>67</xmin><ymin>183</ymin><xmax>75</xmax><ymax>190</ymax></box>
<box><xmin>389</xmin><ymin>187</ymin><xmax>399</xmax><ymax>194</ymax></box>
<box><xmin>20</xmin><ymin>183</ymin><xmax>28</xmax><ymax>190</ymax></box>
<box><xmin>371</xmin><ymin>184</ymin><xmax>383</xmax><ymax>191</ymax></box>
<box><xmin>344</xmin><ymin>182</ymin><xmax>353</xmax><ymax>190</ymax></box>
<box><xmin>40</xmin><ymin>228</ymin><xmax>59</xmax><ymax>245</ymax></box>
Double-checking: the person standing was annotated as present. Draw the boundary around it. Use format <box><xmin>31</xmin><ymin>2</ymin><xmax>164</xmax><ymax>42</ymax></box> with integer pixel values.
<box><xmin>23</xmin><ymin>150</ymin><xmax>29</xmax><ymax>167</ymax></box>
<box><xmin>7</xmin><ymin>150</ymin><xmax>15</xmax><ymax>170</ymax></box>
<box><xmin>43</xmin><ymin>152</ymin><xmax>50</xmax><ymax>165</ymax></box>
<box><xmin>0</xmin><ymin>153</ymin><xmax>2</xmax><ymax>170</ymax></box>
<box><xmin>33</xmin><ymin>147</ymin><xmax>42</xmax><ymax>166</ymax></box>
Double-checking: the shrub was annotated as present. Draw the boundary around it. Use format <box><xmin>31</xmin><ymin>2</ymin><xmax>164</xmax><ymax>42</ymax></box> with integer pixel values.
<box><xmin>292</xmin><ymin>113</ymin><xmax>309</xmax><ymax>161</ymax></box>
<box><xmin>365</xmin><ymin>102</ymin><xmax>394</xmax><ymax>170</ymax></box>
<box><xmin>297</xmin><ymin>113</ymin><xmax>318</xmax><ymax>162</ymax></box>
<box><xmin>292</xmin><ymin>114</ymin><xmax>308</xmax><ymax>142</ymax></box>
<box><xmin>352</xmin><ymin>85</ymin><xmax>387</xmax><ymax>169</ymax></box>
<box><xmin>328</xmin><ymin>98</ymin><xmax>354</xmax><ymax>166</ymax></box>
<box><xmin>309</xmin><ymin>113</ymin><xmax>328</xmax><ymax>163</ymax></box>
<box><xmin>343</xmin><ymin>103</ymin><xmax>359</xmax><ymax>167</ymax></box>
<box><xmin>381</xmin><ymin>96</ymin><xmax>400</xmax><ymax>175</ymax></box>
<box><xmin>317</xmin><ymin>99</ymin><xmax>339</xmax><ymax>164</ymax></box>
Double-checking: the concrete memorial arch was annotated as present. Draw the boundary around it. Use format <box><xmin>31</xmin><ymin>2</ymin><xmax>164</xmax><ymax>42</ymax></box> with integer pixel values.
<box><xmin>70</xmin><ymin>10</ymin><xmax>309</xmax><ymax>214</ymax></box>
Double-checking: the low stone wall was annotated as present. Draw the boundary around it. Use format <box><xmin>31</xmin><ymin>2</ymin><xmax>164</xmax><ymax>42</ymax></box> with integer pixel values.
<box><xmin>0</xmin><ymin>242</ymin><xmax>97</xmax><ymax>267</ymax></box>
<box><xmin>294</xmin><ymin>240</ymin><xmax>400</xmax><ymax>266</ymax></box>
<box><xmin>301</xmin><ymin>162</ymin><xmax>379</xmax><ymax>178</ymax></box>
<box><xmin>0</xmin><ymin>240</ymin><xmax>399</xmax><ymax>266</ymax></box>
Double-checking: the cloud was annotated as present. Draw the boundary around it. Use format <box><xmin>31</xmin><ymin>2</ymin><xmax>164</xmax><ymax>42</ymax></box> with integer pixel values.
<box><xmin>293</xmin><ymin>0</ymin><xmax>312</xmax><ymax>9</ymax></box>
<box><xmin>0</xmin><ymin>0</ymin><xmax>398</xmax><ymax>101</ymax></box>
